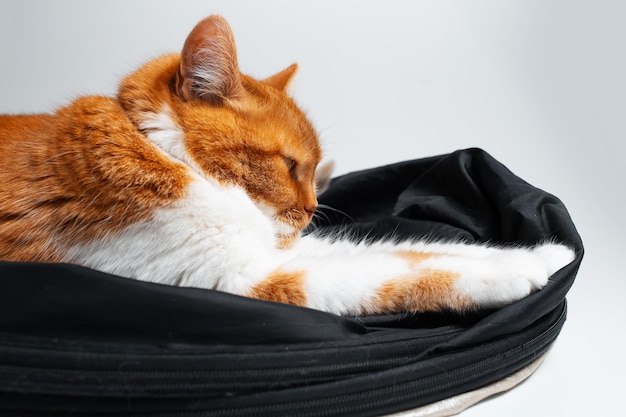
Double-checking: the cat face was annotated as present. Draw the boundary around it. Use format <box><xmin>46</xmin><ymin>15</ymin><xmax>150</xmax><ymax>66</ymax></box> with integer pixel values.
<box><xmin>179</xmin><ymin>73</ymin><xmax>322</xmax><ymax>247</ymax></box>
<box><xmin>119</xmin><ymin>16</ymin><xmax>323</xmax><ymax>247</ymax></box>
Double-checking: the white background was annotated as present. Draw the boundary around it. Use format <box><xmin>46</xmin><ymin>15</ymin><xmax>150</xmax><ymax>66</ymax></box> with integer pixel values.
<box><xmin>1</xmin><ymin>1</ymin><xmax>624</xmax><ymax>415</ymax></box>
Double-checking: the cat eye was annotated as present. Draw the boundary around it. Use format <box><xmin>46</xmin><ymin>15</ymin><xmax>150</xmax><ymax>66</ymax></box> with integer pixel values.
<box><xmin>283</xmin><ymin>156</ymin><xmax>297</xmax><ymax>175</ymax></box>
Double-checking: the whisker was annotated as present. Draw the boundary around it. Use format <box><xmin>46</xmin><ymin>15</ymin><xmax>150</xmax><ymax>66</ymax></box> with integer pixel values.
<box><xmin>312</xmin><ymin>209</ymin><xmax>330</xmax><ymax>224</ymax></box>
<box><xmin>316</xmin><ymin>203</ymin><xmax>356</xmax><ymax>223</ymax></box>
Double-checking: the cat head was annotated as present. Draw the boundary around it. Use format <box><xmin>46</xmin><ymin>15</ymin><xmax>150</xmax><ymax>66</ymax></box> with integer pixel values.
<box><xmin>119</xmin><ymin>16</ymin><xmax>330</xmax><ymax>248</ymax></box>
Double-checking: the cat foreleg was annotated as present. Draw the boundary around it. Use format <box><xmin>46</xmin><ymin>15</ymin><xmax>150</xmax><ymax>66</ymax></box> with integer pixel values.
<box><xmin>249</xmin><ymin>238</ymin><xmax>575</xmax><ymax>316</ymax></box>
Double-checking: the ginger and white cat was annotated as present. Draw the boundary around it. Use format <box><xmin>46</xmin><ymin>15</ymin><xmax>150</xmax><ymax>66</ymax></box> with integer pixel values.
<box><xmin>0</xmin><ymin>16</ymin><xmax>574</xmax><ymax>316</ymax></box>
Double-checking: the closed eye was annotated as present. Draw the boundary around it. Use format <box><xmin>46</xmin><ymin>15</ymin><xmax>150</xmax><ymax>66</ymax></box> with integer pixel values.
<box><xmin>283</xmin><ymin>155</ymin><xmax>296</xmax><ymax>176</ymax></box>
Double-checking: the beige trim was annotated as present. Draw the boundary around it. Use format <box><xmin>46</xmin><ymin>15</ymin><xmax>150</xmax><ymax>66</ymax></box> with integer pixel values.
<box><xmin>385</xmin><ymin>346</ymin><xmax>552</xmax><ymax>417</ymax></box>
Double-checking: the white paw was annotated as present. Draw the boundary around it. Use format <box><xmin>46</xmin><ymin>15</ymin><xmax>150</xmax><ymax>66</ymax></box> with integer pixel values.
<box><xmin>453</xmin><ymin>246</ymin><xmax>572</xmax><ymax>309</ymax></box>
<box><xmin>533</xmin><ymin>242</ymin><xmax>576</xmax><ymax>276</ymax></box>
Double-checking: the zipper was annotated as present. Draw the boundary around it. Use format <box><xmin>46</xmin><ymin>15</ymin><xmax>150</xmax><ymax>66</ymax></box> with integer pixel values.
<box><xmin>0</xmin><ymin>302</ymin><xmax>566</xmax><ymax>417</ymax></box>
<box><xmin>0</xmin><ymin>320</ymin><xmax>463</xmax><ymax>399</ymax></box>
<box><xmin>146</xmin><ymin>302</ymin><xmax>567</xmax><ymax>417</ymax></box>
<box><xmin>0</xmin><ymin>327</ymin><xmax>463</xmax><ymax>398</ymax></box>
<box><xmin>0</xmin><ymin>354</ymin><xmax>417</xmax><ymax>397</ymax></box>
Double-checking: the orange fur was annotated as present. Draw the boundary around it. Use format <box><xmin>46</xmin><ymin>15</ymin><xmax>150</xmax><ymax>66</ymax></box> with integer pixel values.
<box><xmin>375</xmin><ymin>271</ymin><xmax>476</xmax><ymax>313</ymax></box>
<box><xmin>117</xmin><ymin>19</ymin><xmax>321</xmax><ymax>246</ymax></box>
<box><xmin>394</xmin><ymin>250</ymin><xmax>436</xmax><ymax>266</ymax></box>
<box><xmin>0</xmin><ymin>100</ymin><xmax>190</xmax><ymax>262</ymax></box>
<box><xmin>250</xmin><ymin>270</ymin><xmax>308</xmax><ymax>307</ymax></box>
<box><xmin>363</xmin><ymin>251</ymin><xmax>476</xmax><ymax>313</ymax></box>
<box><xmin>0</xmin><ymin>15</ymin><xmax>568</xmax><ymax>316</ymax></box>
<box><xmin>0</xmin><ymin>15</ymin><xmax>321</xmax><ymax>261</ymax></box>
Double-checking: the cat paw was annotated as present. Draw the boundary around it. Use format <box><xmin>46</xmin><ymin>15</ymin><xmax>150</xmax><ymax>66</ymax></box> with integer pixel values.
<box><xmin>532</xmin><ymin>242</ymin><xmax>576</xmax><ymax>276</ymax></box>
<box><xmin>453</xmin><ymin>245</ymin><xmax>573</xmax><ymax>309</ymax></box>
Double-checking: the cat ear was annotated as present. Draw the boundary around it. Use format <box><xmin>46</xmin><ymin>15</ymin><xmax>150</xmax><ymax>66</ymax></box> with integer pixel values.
<box><xmin>315</xmin><ymin>161</ymin><xmax>335</xmax><ymax>195</ymax></box>
<box><xmin>176</xmin><ymin>15</ymin><xmax>244</xmax><ymax>103</ymax></box>
<box><xmin>263</xmin><ymin>64</ymin><xmax>298</xmax><ymax>91</ymax></box>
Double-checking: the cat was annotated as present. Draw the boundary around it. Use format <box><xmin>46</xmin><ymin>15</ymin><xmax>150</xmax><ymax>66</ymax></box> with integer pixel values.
<box><xmin>0</xmin><ymin>15</ymin><xmax>574</xmax><ymax>316</ymax></box>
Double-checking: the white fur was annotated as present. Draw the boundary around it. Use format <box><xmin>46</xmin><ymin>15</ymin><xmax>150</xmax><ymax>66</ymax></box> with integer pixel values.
<box><xmin>65</xmin><ymin>111</ymin><xmax>576</xmax><ymax>315</ymax></box>
<box><xmin>191</xmin><ymin>41</ymin><xmax>238</xmax><ymax>99</ymax></box>
<box><xmin>256</xmin><ymin>200</ymin><xmax>299</xmax><ymax>239</ymax></box>
<box><xmin>448</xmin><ymin>242</ymin><xmax>574</xmax><ymax>307</ymax></box>
<box><xmin>67</xmin><ymin>178</ymin><xmax>280</xmax><ymax>294</ymax></box>
<box><xmin>278</xmin><ymin>238</ymin><xmax>575</xmax><ymax>314</ymax></box>
<box><xmin>139</xmin><ymin>107</ymin><xmax>206</xmax><ymax>177</ymax></box>
<box><xmin>69</xmin><ymin>111</ymin><xmax>281</xmax><ymax>293</ymax></box>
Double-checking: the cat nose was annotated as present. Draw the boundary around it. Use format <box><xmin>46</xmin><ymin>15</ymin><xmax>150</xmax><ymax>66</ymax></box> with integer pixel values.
<box><xmin>304</xmin><ymin>203</ymin><xmax>317</xmax><ymax>216</ymax></box>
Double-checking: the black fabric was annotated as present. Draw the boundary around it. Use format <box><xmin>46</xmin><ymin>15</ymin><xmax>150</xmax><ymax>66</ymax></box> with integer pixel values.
<box><xmin>0</xmin><ymin>148</ymin><xmax>583</xmax><ymax>416</ymax></box>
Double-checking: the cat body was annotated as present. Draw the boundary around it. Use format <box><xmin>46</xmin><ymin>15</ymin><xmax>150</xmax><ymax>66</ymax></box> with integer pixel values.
<box><xmin>0</xmin><ymin>16</ymin><xmax>574</xmax><ymax>316</ymax></box>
